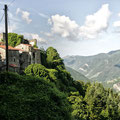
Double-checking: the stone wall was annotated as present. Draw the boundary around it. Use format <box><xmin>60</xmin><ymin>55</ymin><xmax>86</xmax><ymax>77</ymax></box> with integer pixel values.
<box><xmin>19</xmin><ymin>52</ymin><xmax>31</xmax><ymax>72</ymax></box>
<box><xmin>8</xmin><ymin>50</ymin><xmax>20</xmax><ymax>68</ymax></box>
<box><xmin>0</xmin><ymin>48</ymin><xmax>20</xmax><ymax>72</ymax></box>
<box><xmin>15</xmin><ymin>44</ymin><xmax>33</xmax><ymax>52</ymax></box>
<box><xmin>35</xmin><ymin>50</ymin><xmax>41</xmax><ymax>64</ymax></box>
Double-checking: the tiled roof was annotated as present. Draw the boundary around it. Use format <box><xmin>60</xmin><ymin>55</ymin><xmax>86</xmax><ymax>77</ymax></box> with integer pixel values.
<box><xmin>9</xmin><ymin>64</ymin><xmax>18</xmax><ymax>68</ymax></box>
<box><xmin>0</xmin><ymin>45</ymin><xmax>23</xmax><ymax>51</ymax></box>
<box><xmin>0</xmin><ymin>42</ymin><xmax>4</xmax><ymax>45</ymax></box>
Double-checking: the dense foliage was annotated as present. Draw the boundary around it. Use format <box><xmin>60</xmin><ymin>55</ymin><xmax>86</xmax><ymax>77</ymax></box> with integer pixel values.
<box><xmin>8</xmin><ymin>33</ymin><xmax>24</xmax><ymax>47</ymax></box>
<box><xmin>1</xmin><ymin>46</ymin><xmax>120</xmax><ymax>120</ymax></box>
<box><xmin>68</xmin><ymin>82</ymin><xmax>120</xmax><ymax>120</ymax></box>
<box><xmin>0</xmin><ymin>72</ymin><xmax>71</xmax><ymax>120</ymax></box>
<box><xmin>46</xmin><ymin>47</ymin><xmax>65</xmax><ymax>69</ymax></box>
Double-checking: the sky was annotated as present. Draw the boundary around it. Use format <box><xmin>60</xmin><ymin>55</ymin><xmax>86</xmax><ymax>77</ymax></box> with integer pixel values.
<box><xmin>1</xmin><ymin>0</ymin><xmax>120</xmax><ymax>57</ymax></box>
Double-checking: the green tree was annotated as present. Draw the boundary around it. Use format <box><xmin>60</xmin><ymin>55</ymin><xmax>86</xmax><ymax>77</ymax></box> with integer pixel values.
<box><xmin>0</xmin><ymin>72</ymin><xmax>72</xmax><ymax>120</ymax></box>
<box><xmin>8</xmin><ymin>33</ymin><xmax>24</xmax><ymax>47</ymax></box>
<box><xmin>68</xmin><ymin>91</ymin><xmax>88</xmax><ymax>120</ymax></box>
<box><xmin>46</xmin><ymin>47</ymin><xmax>65</xmax><ymax>69</ymax></box>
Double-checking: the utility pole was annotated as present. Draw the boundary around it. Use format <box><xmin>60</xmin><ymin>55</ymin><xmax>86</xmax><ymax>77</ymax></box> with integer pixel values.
<box><xmin>4</xmin><ymin>4</ymin><xmax>9</xmax><ymax>71</ymax></box>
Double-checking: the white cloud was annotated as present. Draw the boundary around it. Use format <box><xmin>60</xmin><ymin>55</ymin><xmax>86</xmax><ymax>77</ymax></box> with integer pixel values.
<box><xmin>0</xmin><ymin>1</ymin><xmax>10</xmax><ymax>5</ymax></box>
<box><xmin>0</xmin><ymin>12</ymin><xmax>19</xmax><ymax>33</ymax></box>
<box><xmin>23</xmin><ymin>33</ymin><xmax>47</xmax><ymax>44</ymax></box>
<box><xmin>38</xmin><ymin>13</ymin><xmax>48</xmax><ymax>18</ymax></box>
<box><xmin>0</xmin><ymin>23</ymin><xmax>17</xmax><ymax>33</ymax></box>
<box><xmin>30</xmin><ymin>8</ymin><xmax>48</xmax><ymax>19</ymax></box>
<box><xmin>118</xmin><ymin>13</ymin><xmax>120</xmax><ymax>17</ymax></box>
<box><xmin>113</xmin><ymin>21</ymin><xmax>120</xmax><ymax>27</ymax></box>
<box><xmin>48</xmin><ymin>14</ymin><xmax>80</xmax><ymax>40</ymax></box>
<box><xmin>8</xmin><ymin>24</ymin><xmax>18</xmax><ymax>32</ymax></box>
<box><xmin>16</xmin><ymin>8</ymin><xmax>21</xmax><ymax>14</ymax></box>
<box><xmin>16</xmin><ymin>8</ymin><xmax>32</xmax><ymax>24</ymax></box>
<box><xmin>113</xmin><ymin>13</ymin><xmax>120</xmax><ymax>27</ymax></box>
<box><xmin>79</xmin><ymin>4</ymin><xmax>111</xmax><ymax>39</ymax></box>
<box><xmin>48</xmin><ymin>4</ymin><xmax>111</xmax><ymax>40</ymax></box>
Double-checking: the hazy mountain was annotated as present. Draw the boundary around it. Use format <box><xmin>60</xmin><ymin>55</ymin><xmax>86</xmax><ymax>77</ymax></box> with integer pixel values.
<box><xmin>64</xmin><ymin>50</ymin><xmax>120</xmax><ymax>84</ymax></box>
<box><xmin>65</xmin><ymin>66</ymin><xmax>89</xmax><ymax>82</ymax></box>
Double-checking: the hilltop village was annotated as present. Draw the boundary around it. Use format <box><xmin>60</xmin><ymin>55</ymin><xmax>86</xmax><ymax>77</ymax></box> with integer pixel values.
<box><xmin>0</xmin><ymin>33</ymin><xmax>42</xmax><ymax>73</ymax></box>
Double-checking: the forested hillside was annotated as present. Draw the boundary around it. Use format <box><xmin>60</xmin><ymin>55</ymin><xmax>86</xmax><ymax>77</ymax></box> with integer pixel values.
<box><xmin>1</xmin><ymin>47</ymin><xmax>120</xmax><ymax>120</ymax></box>
<box><xmin>64</xmin><ymin>51</ymin><xmax>120</xmax><ymax>84</ymax></box>
<box><xmin>66</xmin><ymin>66</ymin><xmax>89</xmax><ymax>82</ymax></box>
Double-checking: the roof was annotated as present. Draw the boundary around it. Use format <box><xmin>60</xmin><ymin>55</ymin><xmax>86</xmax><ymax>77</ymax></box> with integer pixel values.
<box><xmin>0</xmin><ymin>42</ymin><xmax>4</xmax><ymax>45</ymax></box>
<box><xmin>0</xmin><ymin>45</ymin><xmax>23</xmax><ymax>51</ymax></box>
<box><xmin>9</xmin><ymin>64</ymin><xmax>18</xmax><ymax>68</ymax></box>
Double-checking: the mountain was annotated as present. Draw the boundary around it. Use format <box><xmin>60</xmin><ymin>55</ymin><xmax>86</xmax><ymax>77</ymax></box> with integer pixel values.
<box><xmin>65</xmin><ymin>66</ymin><xmax>89</xmax><ymax>82</ymax></box>
<box><xmin>64</xmin><ymin>50</ymin><xmax>120</xmax><ymax>85</ymax></box>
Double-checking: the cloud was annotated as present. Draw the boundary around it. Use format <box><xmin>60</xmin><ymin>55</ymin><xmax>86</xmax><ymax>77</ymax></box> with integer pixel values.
<box><xmin>79</xmin><ymin>4</ymin><xmax>111</xmax><ymax>39</ymax></box>
<box><xmin>0</xmin><ymin>22</ymin><xmax>18</xmax><ymax>33</ymax></box>
<box><xmin>30</xmin><ymin>8</ymin><xmax>48</xmax><ymax>19</ymax></box>
<box><xmin>0</xmin><ymin>11</ymin><xmax>20</xmax><ymax>33</ymax></box>
<box><xmin>16</xmin><ymin>8</ymin><xmax>21</xmax><ymax>14</ymax></box>
<box><xmin>16</xmin><ymin>8</ymin><xmax>32</xmax><ymax>24</ymax></box>
<box><xmin>38</xmin><ymin>13</ymin><xmax>48</xmax><ymax>19</ymax></box>
<box><xmin>113</xmin><ymin>21</ymin><xmax>120</xmax><ymax>27</ymax></box>
<box><xmin>23</xmin><ymin>33</ymin><xmax>47</xmax><ymax>44</ymax></box>
<box><xmin>0</xmin><ymin>1</ymin><xmax>10</xmax><ymax>5</ymax></box>
<box><xmin>113</xmin><ymin>13</ymin><xmax>120</xmax><ymax>27</ymax></box>
<box><xmin>47</xmin><ymin>4</ymin><xmax>111</xmax><ymax>41</ymax></box>
<box><xmin>8</xmin><ymin>24</ymin><xmax>18</xmax><ymax>32</ymax></box>
<box><xmin>48</xmin><ymin>14</ymin><xmax>80</xmax><ymax>40</ymax></box>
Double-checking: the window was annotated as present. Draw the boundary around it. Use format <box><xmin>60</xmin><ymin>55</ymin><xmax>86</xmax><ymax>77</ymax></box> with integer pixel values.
<box><xmin>13</xmin><ymin>57</ymin><xmax>15</xmax><ymax>62</ymax></box>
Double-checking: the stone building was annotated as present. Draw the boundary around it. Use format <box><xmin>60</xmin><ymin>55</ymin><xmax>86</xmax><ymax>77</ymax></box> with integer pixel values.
<box><xmin>0</xmin><ymin>42</ymin><xmax>42</xmax><ymax>73</ymax></box>
<box><xmin>0</xmin><ymin>45</ymin><xmax>20</xmax><ymax>72</ymax></box>
<box><xmin>0</xmin><ymin>32</ymin><xmax>42</xmax><ymax>73</ymax></box>
<box><xmin>15</xmin><ymin>43</ymin><xmax>41</xmax><ymax>64</ymax></box>
<box><xmin>15</xmin><ymin>44</ymin><xmax>33</xmax><ymax>52</ymax></box>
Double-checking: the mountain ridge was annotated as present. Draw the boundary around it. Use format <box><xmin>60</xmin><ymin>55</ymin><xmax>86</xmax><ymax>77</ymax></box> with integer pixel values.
<box><xmin>64</xmin><ymin>49</ymin><xmax>120</xmax><ymax>84</ymax></box>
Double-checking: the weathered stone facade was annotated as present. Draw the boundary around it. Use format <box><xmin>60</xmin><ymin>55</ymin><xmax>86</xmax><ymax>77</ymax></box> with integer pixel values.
<box><xmin>0</xmin><ymin>42</ymin><xmax>41</xmax><ymax>73</ymax></box>
<box><xmin>0</xmin><ymin>45</ymin><xmax>20</xmax><ymax>72</ymax></box>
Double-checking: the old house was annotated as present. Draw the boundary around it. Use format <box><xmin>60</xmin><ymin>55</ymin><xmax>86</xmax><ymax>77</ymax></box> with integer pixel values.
<box><xmin>0</xmin><ymin>44</ymin><xmax>42</xmax><ymax>73</ymax></box>
<box><xmin>0</xmin><ymin>45</ymin><xmax>20</xmax><ymax>72</ymax></box>
<box><xmin>15</xmin><ymin>43</ymin><xmax>41</xmax><ymax>65</ymax></box>
<box><xmin>15</xmin><ymin>43</ymin><xmax>33</xmax><ymax>52</ymax></box>
<box><xmin>0</xmin><ymin>33</ymin><xmax>42</xmax><ymax>73</ymax></box>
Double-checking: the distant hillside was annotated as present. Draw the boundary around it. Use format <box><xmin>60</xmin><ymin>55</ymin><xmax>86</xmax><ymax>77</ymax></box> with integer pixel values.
<box><xmin>66</xmin><ymin>66</ymin><xmax>89</xmax><ymax>82</ymax></box>
<box><xmin>64</xmin><ymin>50</ymin><xmax>120</xmax><ymax>84</ymax></box>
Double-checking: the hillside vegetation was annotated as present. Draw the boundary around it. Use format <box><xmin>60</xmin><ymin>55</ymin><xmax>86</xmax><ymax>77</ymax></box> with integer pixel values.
<box><xmin>64</xmin><ymin>51</ymin><xmax>120</xmax><ymax>84</ymax></box>
<box><xmin>1</xmin><ymin>46</ymin><xmax>120</xmax><ymax>120</ymax></box>
<box><xmin>66</xmin><ymin>66</ymin><xmax>89</xmax><ymax>82</ymax></box>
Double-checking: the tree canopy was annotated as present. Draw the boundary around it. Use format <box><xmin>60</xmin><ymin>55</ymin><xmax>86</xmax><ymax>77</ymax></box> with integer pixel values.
<box><xmin>0</xmin><ymin>72</ymin><xmax>72</xmax><ymax>120</ymax></box>
<box><xmin>8</xmin><ymin>33</ymin><xmax>24</xmax><ymax>47</ymax></box>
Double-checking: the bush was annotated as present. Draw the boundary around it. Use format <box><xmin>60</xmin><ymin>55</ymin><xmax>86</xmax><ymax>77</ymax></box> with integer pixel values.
<box><xmin>0</xmin><ymin>72</ymin><xmax>72</xmax><ymax>120</ymax></box>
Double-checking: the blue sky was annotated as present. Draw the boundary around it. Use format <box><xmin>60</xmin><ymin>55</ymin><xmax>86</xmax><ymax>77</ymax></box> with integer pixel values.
<box><xmin>1</xmin><ymin>0</ymin><xmax>120</xmax><ymax>57</ymax></box>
